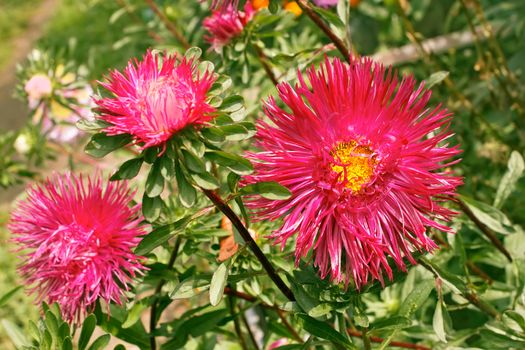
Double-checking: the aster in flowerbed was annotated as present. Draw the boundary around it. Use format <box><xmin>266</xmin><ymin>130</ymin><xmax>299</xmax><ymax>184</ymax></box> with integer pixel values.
<box><xmin>244</xmin><ymin>56</ymin><xmax>462</xmax><ymax>288</ymax></box>
<box><xmin>8</xmin><ymin>172</ymin><xmax>146</xmax><ymax>323</ymax></box>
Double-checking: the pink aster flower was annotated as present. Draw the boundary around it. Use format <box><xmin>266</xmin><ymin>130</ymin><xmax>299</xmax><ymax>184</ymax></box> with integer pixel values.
<box><xmin>95</xmin><ymin>51</ymin><xmax>216</xmax><ymax>149</ymax></box>
<box><xmin>244</xmin><ymin>56</ymin><xmax>462</xmax><ymax>288</ymax></box>
<box><xmin>9</xmin><ymin>173</ymin><xmax>147</xmax><ymax>323</ymax></box>
<box><xmin>203</xmin><ymin>1</ymin><xmax>255</xmax><ymax>49</ymax></box>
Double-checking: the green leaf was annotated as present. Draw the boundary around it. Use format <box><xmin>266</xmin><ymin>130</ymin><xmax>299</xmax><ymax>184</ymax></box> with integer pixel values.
<box><xmin>201</xmin><ymin>127</ymin><xmax>225</xmax><ymax>143</ymax></box>
<box><xmin>298</xmin><ymin>314</ymin><xmax>354</xmax><ymax>348</ymax></box>
<box><xmin>145</xmin><ymin>159</ymin><xmax>165</xmax><ymax>197</ymax></box>
<box><xmin>494</xmin><ymin>151</ymin><xmax>524</xmax><ymax>208</ymax></box>
<box><xmin>205</xmin><ymin>151</ymin><xmax>254</xmax><ymax>175</ymax></box>
<box><xmin>170</xmin><ymin>277</ymin><xmax>211</xmax><ymax>299</ymax></box>
<box><xmin>184</xmin><ymin>46</ymin><xmax>202</xmax><ymax>61</ymax></box>
<box><xmin>79</xmin><ymin>314</ymin><xmax>97</xmax><ymax>350</ymax></box>
<box><xmin>219</xmin><ymin>124</ymin><xmax>254</xmax><ymax>141</ymax></box>
<box><xmin>426</xmin><ymin>71</ymin><xmax>450</xmax><ymax>89</ymax></box>
<box><xmin>135</xmin><ymin>216</ymin><xmax>191</xmax><ymax>255</ymax></box>
<box><xmin>240</xmin><ymin>181</ymin><xmax>292</xmax><ymax>200</ymax></box>
<box><xmin>159</xmin><ymin>155</ymin><xmax>175</xmax><ymax>180</ymax></box>
<box><xmin>181</xmin><ymin>149</ymin><xmax>206</xmax><ymax>173</ymax></box>
<box><xmin>122</xmin><ymin>299</ymin><xmax>149</xmax><ymax>329</ymax></box>
<box><xmin>307</xmin><ymin>304</ymin><xmax>332</xmax><ymax>318</ymax></box>
<box><xmin>370</xmin><ymin>316</ymin><xmax>412</xmax><ymax>332</ymax></box>
<box><xmin>432</xmin><ymin>301</ymin><xmax>447</xmax><ymax>343</ymax></box>
<box><xmin>398</xmin><ymin>279</ymin><xmax>434</xmax><ymax>317</ymax></box>
<box><xmin>191</xmin><ymin>171</ymin><xmax>220</xmax><ymax>190</ymax></box>
<box><xmin>175</xmin><ymin>162</ymin><xmax>196</xmax><ymax>207</ymax></box>
<box><xmin>313</xmin><ymin>6</ymin><xmax>345</xmax><ymax>29</ymax></box>
<box><xmin>76</xmin><ymin>118</ymin><xmax>111</xmax><ymax>132</ymax></box>
<box><xmin>110</xmin><ymin>158</ymin><xmax>143</xmax><ymax>181</ymax></box>
<box><xmin>1</xmin><ymin>319</ymin><xmax>30</xmax><ymax>348</ymax></box>
<box><xmin>461</xmin><ymin>195</ymin><xmax>516</xmax><ymax>235</ymax></box>
<box><xmin>0</xmin><ymin>286</ymin><xmax>21</xmax><ymax>307</ymax></box>
<box><xmin>85</xmin><ymin>133</ymin><xmax>132</xmax><ymax>158</ymax></box>
<box><xmin>62</xmin><ymin>337</ymin><xmax>73</xmax><ymax>350</ymax></box>
<box><xmin>142</xmin><ymin>194</ymin><xmax>163</xmax><ymax>222</ymax></box>
<box><xmin>209</xmin><ymin>262</ymin><xmax>229</xmax><ymax>306</ymax></box>
<box><xmin>87</xmin><ymin>334</ymin><xmax>111</xmax><ymax>350</ymax></box>
<box><xmin>186</xmin><ymin>309</ymin><xmax>229</xmax><ymax>337</ymax></box>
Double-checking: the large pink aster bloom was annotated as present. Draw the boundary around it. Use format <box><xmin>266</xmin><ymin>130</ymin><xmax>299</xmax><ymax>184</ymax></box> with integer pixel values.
<box><xmin>244</xmin><ymin>57</ymin><xmax>462</xmax><ymax>288</ymax></box>
<box><xmin>9</xmin><ymin>173</ymin><xmax>146</xmax><ymax>323</ymax></box>
<box><xmin>203</xmin><ymin>1</ymin><xmax>255</xmax><ymax>49</ymax></box>
<box><xmin>95</xmin><ymin>51</ymin><xmax>216</xmax><ymax>149</ymax></box>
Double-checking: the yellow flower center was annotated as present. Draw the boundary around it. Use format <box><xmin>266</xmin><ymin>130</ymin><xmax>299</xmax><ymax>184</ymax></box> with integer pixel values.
<box><xmin>330</xmin><ymin>140</ymin><xmax>377</xmax><ymax>193</ymax></box>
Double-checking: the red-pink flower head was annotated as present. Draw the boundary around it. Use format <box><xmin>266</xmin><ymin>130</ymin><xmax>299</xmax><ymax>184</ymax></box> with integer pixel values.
<box><xmin>203</xmin><ymin>1</ymin><xmax>255</xmax><ymax>49</ymax></box>
<box><xmin>9</xmin><ymin>173</ymin><xmax>147</xmax><ymax>323</ymax></box>
<box><xmin>95</xmin><ymin>51</ymin><xmax>216</xmax><ymax>149</ymax></box>
<box><xmin>244</xmin><ymin>56</ymin><xmax>462</xmax><ymax>289</ymax></box>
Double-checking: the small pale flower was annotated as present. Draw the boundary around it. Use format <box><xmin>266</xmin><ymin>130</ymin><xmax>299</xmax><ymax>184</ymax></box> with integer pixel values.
<box><xmin>244</xmin><ymin>56</ymin><xmax>462</xmax><ymax>288</ymax></box>
<box><xmin>24</xmin><ymin>74</ymin><xmax>53</xmax><ymax>107</ymax></box>
<box><xmin>9</xmin><ymin>173</ymin><xmax>147</xmax><ymax>323</ymax></box>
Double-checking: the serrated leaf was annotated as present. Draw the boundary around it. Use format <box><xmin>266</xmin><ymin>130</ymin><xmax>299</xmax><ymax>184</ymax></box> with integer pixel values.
<box><xmin>209</xmin><ymin>262</ymin><xmax>229</xmax><ymax>306</ymax></box>
<box><xmin>240</xmin><ymin>181</ymin><xmax>292</xmax><ymax>200</ymax></box>
<box><xmin>135</xmin><ymin>216</ymin><xmax>191</xmax><ymax>255</ymax></box>
<box><xmin>85</xmin><ymin>133</ymin><xmax>132</xmax><ymax>158</ymax></box>
<box><xmin>79</xmin><ymin>314</ymin><xmax>97</xmax><ymax>350</ymax></box>
<box><xmin>110</xmin><ymin>158</ymin><xmax>143</xmax><ymax>181</ymax></box>
<box><xmin>494</xmin><ymin>151</ymin><xmax>524</xmax><ymax>208</ymax></box>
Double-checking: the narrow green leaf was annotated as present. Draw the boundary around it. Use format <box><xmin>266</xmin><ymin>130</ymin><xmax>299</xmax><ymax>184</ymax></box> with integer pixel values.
<box><xmin>85</xmin><ymin>133</ymin><xmax>132</xmax><ymax>158</ymax></box>
<box><xmin>494</xmin><ymin>151</ymin><xmax>524</xmax><ymax>208</ymax></box>
<box><xmin>76</xmin><ymin>118</ymin><xmax>111</xmax><ymax>132</ymax></box>
<box><xmin>398</xmin><ymin>279</ymin><xmax>434</xmax><ymax>317</ymax></box>
<box><xmin>175</xmin><ymin>162</ymin><xmax>196</xmax><ymax>207</ymax></box>
<box><xmin>191</xmin><ymin>171</ymin><xmax>220</xmax><ymax>190</ymax></box>
<box><xmin>219</xmin><ymin>95</ymin><xmax>244</xmax><ymax>113</ymax></box>
<box><xmin>209</xmin><ymin>262</ymin><xmax>229</xmax><ymax>306</ymax></box>
<box><xmin>205</xmin><ymin>151</ymin><xmax>254</xmax><ymax>175</ymax></box>
<box><xmin>79</xmin><ymin>314</ymin><xmax>97</xmax><ymax>350</ymax></box>
<box><xmin>240</xmin><ymin>181</ymin><xmax>292</xmax><ymax>200</ymax></box>
<box><xmin>110</xmin><ymin>158</ymin><xmax>143</xmax><ymax>181</ymax></box>
<box><xmin>1</xmin><ymin>319</ymin><xmax>30</xmax><ymax>348</ymax></box>
<box><xmin>145</xmin><ymin>160</ymin><xmax>165</xmax><ymax>197</ymax></box>
<box><xmin>432</xmin><ymin>301</ymin><xmax>447</xmax><ymax>343</ymax></box>
<box><xmin>135</xmin><ymin>216</ymin><xmax>191</xmax><ymax>255</ymax></box>
<box><xmin>87</xmin><ymin>334</ymin><xmax>111</xmax><ymax>350</ymax></box>
<box><xmin>307</xmin><ymin>304</ymin><xmax>332</xmax><ymax>318</ymax></box>
<box><xmin>461</xmin><ymin>195</ymin><xmax>516</xmax><ymax>235</ymax></box>
<box><xmin>159</xmin><ymin>155</ymin><xmax>175</xmax><ymax>180</ymax></box>
<box><xmin>426</xmin><ymin>71</ymin><xmax>450</xmax><ymax>89</ymax></box>
<box><xmin>0</xmin><ymin>286</ymin><xmax>22</xmax><ymax>307</ymax></box>
<box><xmin>170</xmin><ymin>277</ymin><xmax>210</xmax><ymax>299</ymax></box>
<box><xmin>122</xmin><ymin>299</ymin><xmax>149</xmax><ymax>328</ymax></box>
<box><xmin>201</xmin><ymin>127</ymin><xmax>225</xmax><ymax>143</ymax></box>
<box><xmin>370</xmin><ymin>316</ymin><xmax>412</xmax><ymax>332</ymax></box>
<box><xmin>184</xmin><ymin>46</ymin><xmax>202</xmax><ymax>61</ymax></box>
<box><xmin>62</xmin><ymin>337</ymin><xmax>73</xmax><ymax>350</ymax></box>
<box><xmin>298</xmin><ymin>314</ymin><xmax>353</xmax><ymax>348</ymax></box>
<box><xmin>181</xmin><ymin>149</ymin><xmax>206</xmax><ymax>173</ymax></box>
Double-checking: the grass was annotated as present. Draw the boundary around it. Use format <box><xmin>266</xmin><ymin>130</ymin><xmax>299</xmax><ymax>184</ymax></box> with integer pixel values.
<box><xmin>0</xmin><ymin>0</ymin><xmax>42</xmax><ymax>70</ymax></box>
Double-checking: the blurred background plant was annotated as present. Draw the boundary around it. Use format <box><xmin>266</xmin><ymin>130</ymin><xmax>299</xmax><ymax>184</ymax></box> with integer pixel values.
<box><xmin>0</xmin><ymin>0</ymin><xmax>524</xmax><ymax>349</ymax></box>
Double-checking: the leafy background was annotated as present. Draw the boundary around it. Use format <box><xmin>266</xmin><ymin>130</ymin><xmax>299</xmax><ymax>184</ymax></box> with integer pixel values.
<box><xmin>0</xmin><ymin>0</ymin><xmax>525</xmax><ymax>349</ymax></box>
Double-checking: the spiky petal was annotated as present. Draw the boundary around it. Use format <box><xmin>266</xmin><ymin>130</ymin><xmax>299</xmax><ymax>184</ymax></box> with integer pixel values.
<box><xmin>95</xmin><ymin>51</ymin><xmax>216</xmax><ymax>149</ymax></box>
<box><xmin>244</xmin><ymin>56</ymin><xmax>462</xmax><ymax>289</ymax></box>
<box><xmin>9</xmin><ymin>173</ymin><xmax>147</xmax><ymax>323</ymax></box>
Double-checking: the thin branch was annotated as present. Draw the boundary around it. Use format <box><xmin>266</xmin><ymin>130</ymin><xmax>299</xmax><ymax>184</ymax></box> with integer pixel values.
<box><xmin>240</xmin><ymin>312</ymin><xmax>260</xmax><ymax>350</ymax></box>
<box><xmin>144</xmin><ymin>0</ymin><xmax>191</xmax><ymax>49</ymax></box>
<box><xmin>347</xmin><ymin>329</ymin><xmax>431</xmax><ymax>350</ymax></box>
<box><xmin>296</xmin><ymin>0</ymin><xmax>350</xmax><ymax>62</ymax></box>
<box><xmin>227</xmin><ymin>286</ymin><xmax>249</xmax><ymax>350</ymax></box>
<box><xmin>201</xmin><ymin>189</ymin><xmax>296</xmax><ymax>301</ymax></box>
<box><xmin>149</xmin><ymin>238</ymin><xmax>181</xmax><ymax>350</ymax></box>
<box><xmin>276</xmin><ymin>308</ymin><xmax>303</xmax><ymax>343</ymax></box>
<box><xmin>253</xmin><ymin>44</ymin><xmax>279</xmax><ymax>86</ymax></box>
<box><xmin>457</xmin><ymin>199</ymin><xmax>512</xmax><ymax>262</ymax></box>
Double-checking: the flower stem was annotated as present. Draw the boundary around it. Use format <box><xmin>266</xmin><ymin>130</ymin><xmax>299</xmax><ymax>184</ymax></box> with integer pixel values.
<box><xmin>149</xmin><ymin>237</ymin><xmax>181</xmax><ymax>350</ymax></box>
<box><xmin>252</xmin><ymin>44</ymin><xmax>279</xmax><ymax>86</ymax></box>
<box><xmin>144</xmin><ymin>0</ymin><xmax>191</xmax><ymax>49</ymax></box>
<box><xmin>296</xmin><ymin>0</ymin><xmax>350</xmax><ymax>62</ymax></box>
<box><xmin>201</xmin><ymin>189</ymin><xmax>296</xmax><ymax>301</ymax></box>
